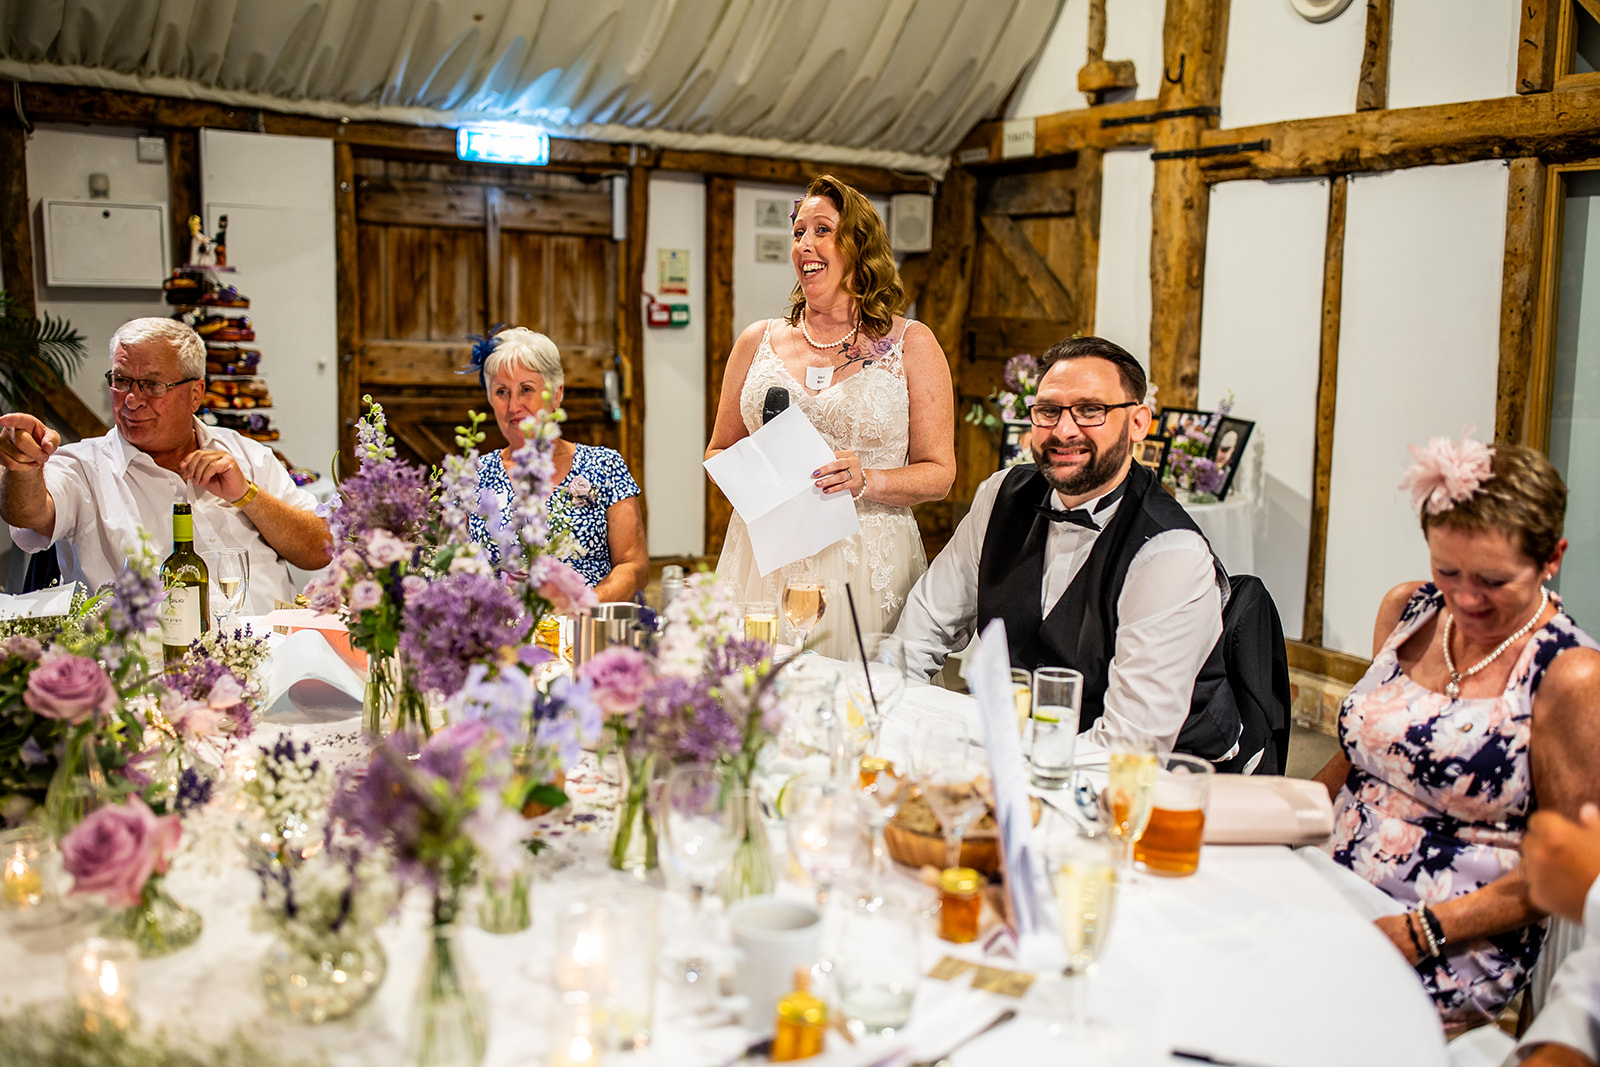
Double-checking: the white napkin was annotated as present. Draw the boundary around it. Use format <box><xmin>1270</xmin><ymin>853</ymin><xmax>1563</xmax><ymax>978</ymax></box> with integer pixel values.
<box><xmin>1204</xmin><ymin>775</ymin><xmax>1334</xmax><ymax>846</ymax></box>
<box><xmin>260</xmin><ymin>629</ymin><xmax>365</xmax><ymax>722</ymax></box>
<box><xmin>0</xmin><ymin>584</ymin><xmax>79</xmax><ymax>619</ymax></box>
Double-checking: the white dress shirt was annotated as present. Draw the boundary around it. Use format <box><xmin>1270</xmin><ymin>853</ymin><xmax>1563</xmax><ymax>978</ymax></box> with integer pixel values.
<box><xmin>9</xmin><ymin>418</ymin><xmax>319</xmax><ymax>614</ymax></box>
<box><xmin>1511</xmin><ymin>880</ymin><xmax>1600</xmax><ymax>1064</ymax></box>
<box><xmin>895</xmin><ymin>467</ymin><xmax>1225</xmax><ymax>754</ymax></box>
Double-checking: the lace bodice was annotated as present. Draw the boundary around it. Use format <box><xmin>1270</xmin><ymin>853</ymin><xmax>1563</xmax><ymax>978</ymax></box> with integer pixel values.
<box><xmin>737</xmin><ymin>319</ymin><xmax>911</xmax><ymax>515</ymax></box>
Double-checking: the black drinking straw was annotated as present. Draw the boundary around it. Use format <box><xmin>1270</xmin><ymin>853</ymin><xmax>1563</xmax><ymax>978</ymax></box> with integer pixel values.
<box><xmin>844</xmin><ymin>582</ymin><xmax>880</xmax><ymax>722</ymax></box>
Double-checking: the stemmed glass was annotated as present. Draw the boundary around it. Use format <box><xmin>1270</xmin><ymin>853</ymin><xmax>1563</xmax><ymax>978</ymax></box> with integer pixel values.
<box><xmin>660</xmin><ymin>764</ymin><xmax>744</xmax><ymax>991</ymax></box>
<box><xmin>851</xmin><ymin>754</ymin><xmax>908</xmax><ymax>911</ymax></box>
<box><xmin>783</xmin><ymin>776</ymin><xmax>861</xmax><ymax>908</ymax></box>
<box><xmin>775</xmin><ymin>663</ymin><xmax>849</xmax><ymax>780</ymax></box>
<box><xmin>840</xmin><ymin>632</ymin><xmax>906</xmax><ymax>755</ymax></box>
<box><xmin>1100</xmin><ymin>736</ymin><xmax>1158</xmax><ymax>885</ymax></box>
<box><xmin>203</xmin><ymin>548</ymin><xmax>249</xmax><ymax>628</ymax></box>
<box><xmin>1045</xmin><ymin>816</ymin><xmax>1119</xmax><ymax>1032</ymax></box>
<box><xmin>910</xmin><ymin>716</ymin><xmax>987</xmax><ymax>871</ymax></box>
<box><xmin>782</xmin><ymin>579</ymin><xmax>828</xmax><ymax>649</ymax></box>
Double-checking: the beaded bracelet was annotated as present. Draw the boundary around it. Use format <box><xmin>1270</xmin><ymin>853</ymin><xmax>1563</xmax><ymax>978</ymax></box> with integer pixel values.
<box><xmin>1420</xmin><ymin>905</ymin><xmax>1447</xmax><ymax>956</ymax></box>
<box><xmin>1413</xmin><ymin>907</ymin><xmax>1441</xmax><ymax>959</ymax></box>
<box><xmin>853</xmin><ymin>469</ymin><xmax>870</xmax><ymax>502</ymax></box>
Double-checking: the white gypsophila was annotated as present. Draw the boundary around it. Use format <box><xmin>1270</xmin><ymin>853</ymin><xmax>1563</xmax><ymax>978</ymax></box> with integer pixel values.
<box><xmin>254</xmin><ymin>840</ymin><xmax>397</xmax><ymax>949</ymax></box>
<box><xmin>245</xmin><ymin>738</ymin><xmax>335</xmax><ymax>829</ymax></box>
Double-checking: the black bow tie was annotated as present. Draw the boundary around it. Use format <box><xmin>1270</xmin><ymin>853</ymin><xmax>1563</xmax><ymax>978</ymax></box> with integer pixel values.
<box><xmin>1035</xmin><ymin>505</ymin><xmax>1101</xmax><ymax>531</ymax></box>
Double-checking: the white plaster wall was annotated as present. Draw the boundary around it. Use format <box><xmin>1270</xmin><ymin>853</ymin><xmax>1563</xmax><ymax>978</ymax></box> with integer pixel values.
<box><xmin>25</xmin><ymin>125</ymin><xmax>170</xmax><ymax>427</ymax></box>
<box><xmin>1389</xmin><ymin>0</ymin><xmax>1517</xmax><ymax>109</ymax></box>
<box><xmin>1093</xmin><ymin>148</ymin><xmax>1154</xmax><ymax>365</ymax></box>
<box><xmin>1322</xmin><ymin>162</ymin><xmax>1507</xmax><ymax>656</ymax></box>
<box><xmin>1007</xmin><ymin>0</ymin><xmax>1166</xmax><ymax>118</ymax></box>
<box><xmin>734</xmin><ymin>182</ymin><xmax>808</xmax><ymax>337</ymax></box>
<box><xmin>200</xmin><ymin>129</ymin><xmax>337</xmax><ymax>475</ymax></box>
<box><xmin>1220</xmin><ymin>1</ymin><xmax>1363</xmax><ymax>129</ymax></box>
<box><xmin>643</xmin><ymin>172</ymin><xmax>706</xmax><ymax>558</ymax></box>
<box><xmin>1198</xmin><ymin>179</ymin><xmax>1331</xmax><ymax>639</ymax></box>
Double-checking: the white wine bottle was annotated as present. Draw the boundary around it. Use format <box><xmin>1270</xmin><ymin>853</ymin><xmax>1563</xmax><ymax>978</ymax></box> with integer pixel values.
<box><xmin>159</xmin><ymin>502</ymin><xmax>209</xmax><ymax>663</ymax></box>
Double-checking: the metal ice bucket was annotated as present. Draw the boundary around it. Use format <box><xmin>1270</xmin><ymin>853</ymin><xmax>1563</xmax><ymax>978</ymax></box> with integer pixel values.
<box><xmin>572</xmin><ymin>602</ymin><xmax>648</xmax><ymax>669</ymax></box>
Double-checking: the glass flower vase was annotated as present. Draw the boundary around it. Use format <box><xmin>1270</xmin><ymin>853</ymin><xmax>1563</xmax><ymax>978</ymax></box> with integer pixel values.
<box><xmin>411</xmin><ymin>920</ymin><xmax>487</xmax><ymax>1067</ymax></box>
<box><xmin>608</xmin><ymin>750</ymin><xmax>658</xmax><ymax>875</ymax></box>
<box><xmin>101</xmin><ymin>875</ymin><xmax>203</xmax><ymax>958</ymax></box>
<box><xmin>364</xmin><ymin>650</ymin><xmax>432</xmax><ymax>740</ymax></box>
<box><xmin>43</xmin><ymin>726</ymin><xmax>108</xmax><ymax>836</ymax></box>
<box><xmin>719</xmin><ymin>785</ymin><xmax>774</xmax><ymax>904</ymax></box>
<box><xmin>261</xmin><ymin>932</ymin><xmax>386</xmax><ymax>1023</ymax></box>
<box><xmin>477</xmin><ymin>867</ymin><xmax>531</xmax><ymax>935</ymax></box>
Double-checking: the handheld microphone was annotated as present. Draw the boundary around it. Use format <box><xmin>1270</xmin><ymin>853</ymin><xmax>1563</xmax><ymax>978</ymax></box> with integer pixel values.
<box><xmin>762</xmin><ymin>387</ymin><xmax>791</xmax><ymax>425</ymax></box>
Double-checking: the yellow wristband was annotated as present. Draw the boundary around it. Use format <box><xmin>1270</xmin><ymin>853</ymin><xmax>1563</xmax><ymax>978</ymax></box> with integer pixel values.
<box><xmin>229</xmin><ymin>481</ymin><xmax>260</xmax><ymax>509</ymax></box>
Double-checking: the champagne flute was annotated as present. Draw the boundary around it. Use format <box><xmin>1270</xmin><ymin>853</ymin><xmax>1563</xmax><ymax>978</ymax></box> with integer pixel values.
<box><xmin>783</xmin><ymin>579</ymin><xmax>828</xmax><ymax>649</ymax></box>
<box><xmin>660</xmin><ymin>765</ymin><xmax>744</xmax><ymax>990</ymax></box>
<box><xmin>203</xmin><ymin>548</ymin><xmax>249</xmax><ymax>628</ymax></box>
<box><xmin>1101</xmin><ymin>736</ymin><xmax>1158</xmax><ymax>885</ymax></box>
<box><xmin>910</xmin><ymin>716</ymin><xmax>987</xmax><ymax>871</ymax></box>
<box><xmin>1046</xmin><ymin>818</ymin><xmax>1118</xmax><ymax>1031</ymax></box>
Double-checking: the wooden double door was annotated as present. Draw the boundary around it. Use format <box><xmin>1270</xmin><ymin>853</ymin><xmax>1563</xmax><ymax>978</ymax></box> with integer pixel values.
<box><xmin>348</xmin><ymin>156</ymin><xmax>628</xmax><ymax>474</ymax></box>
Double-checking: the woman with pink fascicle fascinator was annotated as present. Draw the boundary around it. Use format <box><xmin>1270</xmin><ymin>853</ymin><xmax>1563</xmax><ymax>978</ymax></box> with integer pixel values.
<box><xmin>1307</xmin><ymin>428</ymin><xmax>1600</xmax><ymax>1034</ymax></box>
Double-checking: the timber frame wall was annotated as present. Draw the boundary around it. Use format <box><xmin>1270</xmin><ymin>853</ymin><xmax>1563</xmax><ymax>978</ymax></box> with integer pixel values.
<box><xmin>944</xmin><ymin>0</ymin><xmax>1586</xmax><ymax>683</ymax></box>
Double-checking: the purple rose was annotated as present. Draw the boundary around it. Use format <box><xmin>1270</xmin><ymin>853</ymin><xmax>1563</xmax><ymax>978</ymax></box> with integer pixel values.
<box><xmin>580</xmin><ymin>646</ymin><xmax>654</xmax><ymax>716</ymax></box>
<box><xmin>61</xmin><ymin>796</ymin><xmax>182</xmax><ymax>908</ymax></box>
<box><xmin>349</xmin><ymin>579</ymin><xmax>384</xmax><ymax>612</ymax></box>
<box><xmin>2</xmin><ymin>635</ymin><xmax>43</xmax><ymax>661</ymax></box>
<box><xmin>24</xmin><ymin>652</ymin><xmax>115</xmax><ymax>724</ymax></box>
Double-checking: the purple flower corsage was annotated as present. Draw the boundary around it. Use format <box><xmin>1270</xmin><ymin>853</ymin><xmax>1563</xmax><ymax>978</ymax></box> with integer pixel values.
<box><xmin>566</xmin><ymin>475</ymin><xmax>598</xmax><ymax>508</ymax></box>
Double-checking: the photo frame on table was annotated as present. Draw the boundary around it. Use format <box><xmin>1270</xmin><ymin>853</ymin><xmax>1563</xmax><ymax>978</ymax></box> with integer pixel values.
<box><xmin>1208</xmin><ymin>416</ymin><xmax>1254</xmax><ymax>502</ymax></box>
<box><xmin>998</xmin><ymin>420</ymin><xmax>1031</xmax><ymax>469</ymax></box>
<box><xmin>1133</xmin><ymin>435</ymin><xmax>1169</xmax><ymax>473</ymax></box>
<box><xmin>1157</xmin><ymin>407</ymin><xmax>1213</xmax><ymax>442</ymax></box>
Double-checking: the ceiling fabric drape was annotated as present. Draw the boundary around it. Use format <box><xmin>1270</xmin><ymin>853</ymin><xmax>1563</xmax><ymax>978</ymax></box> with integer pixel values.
<box><xmin>0</xmin><ymin>0</ymin><xmax>1066</xmax><ymax>176</ymax></box>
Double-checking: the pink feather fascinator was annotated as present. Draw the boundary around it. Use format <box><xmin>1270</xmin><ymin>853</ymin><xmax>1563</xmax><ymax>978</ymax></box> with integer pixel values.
<box><xmin>1400</xmin><ymin>425</ymin><xmax>1494</xmax><ymax>516</ymax></box>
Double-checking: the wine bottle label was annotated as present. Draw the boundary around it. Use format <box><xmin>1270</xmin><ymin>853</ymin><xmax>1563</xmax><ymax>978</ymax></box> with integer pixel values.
<box><xmin>159</xmin><ymin>586</ymin><xmax>203</xmax><ymax>647</ymax></box>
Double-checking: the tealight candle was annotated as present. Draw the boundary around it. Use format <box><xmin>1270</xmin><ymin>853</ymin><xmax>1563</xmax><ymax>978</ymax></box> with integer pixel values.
<box><xmin>69</xmin><ymin>937</ymin><xmax>138</xmax><ymax>1032</ymax></box>
<box><xmin>548</xmin><ymin>992</ymin><xmax>602</xmax><ymax>1067</ymax></box>
<box><xmin>0</xmin><ymin>825</ymin><xmax>50</xmax><ymax>909</ymax></box>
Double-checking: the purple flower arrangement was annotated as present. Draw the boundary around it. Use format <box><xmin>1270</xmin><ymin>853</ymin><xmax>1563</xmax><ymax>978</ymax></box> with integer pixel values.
<box><xmin>1164</xmin><ymin>396</ymin><xmax>1234</xmax><ymax>500</ymax></box>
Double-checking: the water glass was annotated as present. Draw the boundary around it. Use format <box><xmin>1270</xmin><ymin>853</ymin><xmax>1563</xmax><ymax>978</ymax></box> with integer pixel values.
<box><xmin>1029</xmin><ymin>667</ymin><xmax>1083</xmax><ymax>789</ymax></box>
<box><xmin>835</xmin><ymin>905</ymin><xmax>920</xmax><ymax>1036</ymax></box>
<box><xmin>660</xmin><ymin>765</ymin><xmax>744</xmax><ymax>987</ymax></box>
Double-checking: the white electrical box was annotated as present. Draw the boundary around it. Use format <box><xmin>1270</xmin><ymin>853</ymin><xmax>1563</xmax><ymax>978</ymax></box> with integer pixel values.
<box><xmin>42</xmin><ymin>200</ymin><xmax>169</xmax><ymax>288</ymax></box>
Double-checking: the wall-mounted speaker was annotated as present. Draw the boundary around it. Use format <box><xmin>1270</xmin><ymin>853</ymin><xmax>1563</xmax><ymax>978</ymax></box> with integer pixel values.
<box><xmin>890</xmin><ymin>193</ymin><xmax>934</xmax><ymax>253</ymax></box>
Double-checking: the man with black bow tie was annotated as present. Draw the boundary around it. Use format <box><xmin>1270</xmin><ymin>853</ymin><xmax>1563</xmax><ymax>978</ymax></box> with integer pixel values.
<box><xmin>895</xmin><ymin>336</ymin><xmax>1240</xmax><ymax>761</ymax></box>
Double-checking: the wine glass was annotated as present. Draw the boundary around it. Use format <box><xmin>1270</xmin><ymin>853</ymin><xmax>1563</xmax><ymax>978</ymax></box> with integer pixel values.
<box><xmin>784</xmin><ymin>776</ymin><xmax>861</xmax><ymax>908</ymax></box>
<box><xmin>203</xmin><ymin>548</ymin><xmax>249</xmax><ymax>628</ymax></box>
<box><xmin>776</xmin><ymin>663</ymin><xmax>850</xmax><ymax>780</ymax></box>
<box><xmin>851</xmin><ymin>753</ymin><xmax>908</xmax><ymax>911</ymax></box>
<box><xmin>840</xmin><ymin>632</ymin><xmax>906</xmax><ymax>755</ymax></box>
<box><xmin>660</xmin><ymin>764</ymin><xmax>744</xmax><ymax>990</ymax></box>
<box><xmin>782</xmin><ymin>579</ymin><xmax>828</xmax><ymax>649</ymax></box>
<box><xmin>910</xmin><ymin>716</ymin><xmax>987</xmax><ymax>871</ymax></box>
<box><xmin>1046</xmin><ymin>817</ymin><xmax>1119</xmax><ymax>1031</ymax></box>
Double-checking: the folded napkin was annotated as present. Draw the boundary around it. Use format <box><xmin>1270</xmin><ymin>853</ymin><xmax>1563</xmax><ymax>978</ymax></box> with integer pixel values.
<box><xmin>260</xmin><ymin>629</ymin><xmax>365</xmax><ymax>722</ymax></box>
<box><xmin>1203</xmin><ymin>775</ymin><xmax>1334</xmax><ymax>846</ymax></box>
<box><xmin>259</xmin><ymin>608</ymin><xmax>367</xmax><ymax>673</ymax></box>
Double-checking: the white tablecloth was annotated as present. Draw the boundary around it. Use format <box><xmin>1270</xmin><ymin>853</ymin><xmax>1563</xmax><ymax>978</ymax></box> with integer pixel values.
<box><xmin>1186</xmin><ymin>497</ymin><xmax>1255</xmax><ymax>577</ymax></box>
<box><xmin>0</xmin><ymin>656</ymin><xmax>1448</xmax><ymax>1067</ymax></box>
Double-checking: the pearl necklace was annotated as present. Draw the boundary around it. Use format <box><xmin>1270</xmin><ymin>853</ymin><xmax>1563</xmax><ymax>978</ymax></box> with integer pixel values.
<box><xmin>1440</xmin><ymin>585</ymin><xmax>1549</xmax><ymax>699</ymax></box>
<box><xmin>799</xmin><ymin>307</ymin><xmax>859</xmax><ymax>352</ymax></box>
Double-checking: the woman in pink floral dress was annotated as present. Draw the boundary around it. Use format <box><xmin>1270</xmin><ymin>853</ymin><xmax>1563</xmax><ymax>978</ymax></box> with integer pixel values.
<box><xmin>1314</xmin><ymin>434</ymin><xmax>1600</xmax><ymax>1031</ymax></box>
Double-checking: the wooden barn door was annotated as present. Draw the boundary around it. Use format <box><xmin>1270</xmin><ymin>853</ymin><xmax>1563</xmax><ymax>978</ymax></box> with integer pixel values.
<box><xmin>345</xmin><ymin>157</ymin><xmax>621</xmax><ymax>473</ymax></box>
<box><xmin>955</xmin><ymin>153</ymin><xmax>1102</xmax><ymax>498</ymax></box>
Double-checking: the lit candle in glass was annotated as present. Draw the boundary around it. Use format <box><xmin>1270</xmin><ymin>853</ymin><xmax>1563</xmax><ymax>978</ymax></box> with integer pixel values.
<box><xmin>548</xmin><ymin>992</ymin><xmax>601</xmax><ymax>1067</ymax></box>
<box><xmin>69</xmin><ymin>937</ymin><xmax>138</xmax><ymax>1031</ymax></box>
<box><xmin>0</xmin><ymin>825</ymin><xmax>50</xmax><ymax>908</ymax></box>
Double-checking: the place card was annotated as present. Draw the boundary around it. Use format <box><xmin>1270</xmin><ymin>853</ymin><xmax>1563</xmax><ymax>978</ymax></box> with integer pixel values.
<box><xmin>971</xmin><ymin>965</ymin><xmax>1035</xmax><ymax>998</ymax></box>
<box><xmin>927</xmin><ymin>956</ymin><xmax>977</xmax><ymax>981</ymax></box>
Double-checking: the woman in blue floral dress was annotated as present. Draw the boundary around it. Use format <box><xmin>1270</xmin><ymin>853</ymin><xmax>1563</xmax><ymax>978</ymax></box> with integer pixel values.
<box><xmin>468</xmin><ymin>328</ymin><xmax>646</xmax><ymax>600</ymax></box>
<box><xmin>1313</xmin><ymin>435</ymin><xmax>1600</xmax><ymax>1032</ymax></box>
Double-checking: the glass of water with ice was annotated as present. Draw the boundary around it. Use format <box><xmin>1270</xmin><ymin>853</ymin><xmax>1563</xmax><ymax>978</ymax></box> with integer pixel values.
<box><xmin>1029</xmin><ymin>667</ymin><xmax>1083</xmax><ymax>789</ymax></box>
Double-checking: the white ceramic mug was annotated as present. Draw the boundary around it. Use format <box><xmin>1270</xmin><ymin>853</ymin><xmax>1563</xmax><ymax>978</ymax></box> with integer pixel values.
<box><xmin>726</xmin><ymin>895</ymin><xmax>823</xmax><ymax>1033</ymax></box>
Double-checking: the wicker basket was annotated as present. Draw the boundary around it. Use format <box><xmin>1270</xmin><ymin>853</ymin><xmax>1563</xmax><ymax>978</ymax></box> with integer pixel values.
<box><xmin>883</xmin><ymin>793</ymin><xmax>1040</xmax><ymax>876</ymax></box>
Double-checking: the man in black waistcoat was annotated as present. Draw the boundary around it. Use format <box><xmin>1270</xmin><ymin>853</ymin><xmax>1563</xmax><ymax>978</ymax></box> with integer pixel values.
<box><xmin>895</xmin><ymin>336</ymin><xmax>1241</xmax><ymax>761</ymax></box>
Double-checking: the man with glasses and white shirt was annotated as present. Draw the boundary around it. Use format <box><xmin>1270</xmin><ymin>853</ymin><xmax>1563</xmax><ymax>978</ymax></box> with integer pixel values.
<box><xmin>894</xmin><ymin>335</ymin><xmax>1240</xmax><ymax>762</ymax></box>
<box><xmin>0</xmin><ymin>317</ymin><xmax>332</xmax><ymax>611</ymax></box>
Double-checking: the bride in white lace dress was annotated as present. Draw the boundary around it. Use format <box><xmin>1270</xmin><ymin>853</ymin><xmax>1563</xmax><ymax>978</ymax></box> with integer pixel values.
<box><xmin>706</xmin><ymin>175</ymin><xmax>955</xmax><ymax>659</ymax></box>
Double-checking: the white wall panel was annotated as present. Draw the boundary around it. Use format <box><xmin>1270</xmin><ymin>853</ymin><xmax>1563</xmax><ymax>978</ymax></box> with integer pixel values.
<box><xmin>1220</xmin><ymin>2</ymin><xmax>1363</xmax><ymax>128</ymax></box>
<box><xmin>1323</xmin><ymin>163</ymin><xmax>1506</xmax><ymax>656</ymax></box>
<box><xmin>1103</xmin><ymin>0</ymin><xmax>1166</xmax><ymax>102</ymax></box>
<box><xmin>643</xmin><ymin>173</ymin><xmax>706</xmax><ymax>558</ymax></box>
<box><xmin>1198</xmin><ymin>179</ymin><xmax>1330</xmax><ymax>638</ymax></box>
<box><xmin>1389</xmin><ymin>0</ymin><xmax>1517</xmax><ymax>109</ymax></box>
<box><xmin>1008</xmin><ymin>0</ymin><xmax>1166</xmax><ymax>118</ymax></box>
<box><xmin>1093</xmin><ymin>148</ymin><xmax>1154</xmax><ymax>366</ymax></box>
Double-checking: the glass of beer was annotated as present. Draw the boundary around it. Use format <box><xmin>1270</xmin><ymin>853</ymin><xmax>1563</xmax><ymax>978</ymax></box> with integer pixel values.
<box><xmin>1134</xmin><ymin>752</ymin><xmax>1213</xmax><ymax>877</ymax></box>
<box><xmin>782</xmin><ymin>580</ymin><xmax>827</xmax><ymax>648</ymax></box>
<box><xmin>1028</xmin><ymin>667</ymin><xmax>1082</xmax><ymax>789</ymax></box>
<box><xmin>743</xmin><ymin>600</ymin><xmax>779</xmax><ymax>649</ymax></box>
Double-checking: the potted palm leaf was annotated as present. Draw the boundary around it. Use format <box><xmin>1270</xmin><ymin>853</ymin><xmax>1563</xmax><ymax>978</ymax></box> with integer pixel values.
<box><xmin>0</xmin><ymin>292</ymin><xmax>87</xmax><ymax>411</ymax></box>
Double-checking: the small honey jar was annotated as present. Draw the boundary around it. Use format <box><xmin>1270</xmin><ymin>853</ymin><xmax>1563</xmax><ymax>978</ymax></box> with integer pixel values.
<box><xmin>535</xmin><ymin>614</ymin><xmax>563</xmax><ymax>659</ymax></box>
<box><xmin>938</xmin><ymin>866</ymin><xmax>983</xmax><ymax>943</ymax></box>
<box><xmin>770</xmin><ymin>965</ymin><xmax>827</xmax><ymax>1061</ymax></box>
<box><xmin>858</xmin><ymin>755</ymin><xmax>892</xmax><ymax>791</ymax></box>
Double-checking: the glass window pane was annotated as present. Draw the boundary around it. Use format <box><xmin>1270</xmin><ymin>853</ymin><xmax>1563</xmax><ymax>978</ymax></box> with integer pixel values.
<box><xmin>1548</xmin><ymin>171</ymin><xmax>1600</xmax><ymax>622</ymax></box>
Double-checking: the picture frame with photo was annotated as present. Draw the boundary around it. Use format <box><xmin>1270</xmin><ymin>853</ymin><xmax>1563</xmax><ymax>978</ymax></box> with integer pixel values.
<box><xmin>1207</xmin><ymin>416</ymin><xmax>1254</xmax><ymax>502</ymax></box>
<box><xmin>1133</xmin><ymin>435</ymin><xmax>1170</xmax><ymax>474</ymax></box>
<box><xmin>1156</xmin><ymin>407</ymin><xmax>1213</xmax><ymax>442</ymax></box>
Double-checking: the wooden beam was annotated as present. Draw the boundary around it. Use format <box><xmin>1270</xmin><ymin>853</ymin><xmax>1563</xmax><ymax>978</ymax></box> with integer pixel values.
<box><xmin>1520</xmin><ymin>0</ymin><xmax>1561</xmax><ymax>94</ymax></box>
<box><xmin>1147</xmin><ymin>0</ymin><xmax>1229</xmax><ymax>410</ymax></box>
<box><xmin>704</xmin><ymin>176</ymin><xmax>737</xmax><ymax>560</ymax></box>
<box><xmin>954</xmin><ymin>99</ymin><xmax>1163</xmax><ymax>167</ymax></box>
<box><xmin>484</xmin><ymin>186</ymin><xmax>503</xmax><ymax>326</ymax></box>
<box><xmin>618</xmin><ymin>165</ymin><xmax>650</xmax><ymax>523</ymax></box>
<box><xmin>166</xmin><ymin>129</ymin><xmax>200</xmax><ymax>268</ymax></box>
<box><xmin>977</xmin><ymin>215</ymin><xmax>1074</xmax><ymax>320</ymax></box>
<box><xmin>1196</xmin><ymin>86</ymin><xmax>1600</xmax><ymax>183</ymax></box>
<box><xmin>911</xmin><ymin>169</ymin><xmax>978</xmax><ymax>366</ymax></box>
<box><xmin>1497</xmin><ymin>159</ymin><xmax>1548</xmax><ymax>447</ymax></box>
<box><xmin>1303</xmin><ymin>176</ymin><xmax>1347</xmax><ymax>646</ymax></box>
<box><xmin>333</xmin><ymin>142</ymin><xmax>362</xmax><ymax>481</ymax></box>
<box><xmin>653</xmin><ymin>148</ymin><xmax>928</xmax><ymax>195</ymax></box>
<box><xmin>1286</xmin><ymin>638</ymin><xmax>1368</xmax><ymax>687</ymax></box>
<box><xmin>1355</xmin><ymin>0</ymin><xmax>1392</xmax><ymax>112</ymax></box>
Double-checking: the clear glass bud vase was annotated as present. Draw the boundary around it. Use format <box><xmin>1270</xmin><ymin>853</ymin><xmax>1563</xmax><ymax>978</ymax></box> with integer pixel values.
<box><xmin>608</xmin><ymin>749</ymin><xmax>658</xmax><ymax>875</ymax></box>
<box><xmin>101</xmin><ymin>875</ymin><xmax>203</xmax><ymax>958</ymax></box>
<box><xmin>364</xmin><ymin>650</ymin><xmax>432</xmax><ymax>739</ymax></box>
<box><xmin>719</xmin><ymin>784</ymin><xmax>774</xmax><ymax>904</ymax></box>
<box><xmin>411</xmin><ymin>919</ymin><xmax>487</xmax><ymax>1067</ymax></box>
<box><xmin>261</xmin><ymin>932</ymin><xmax>386</xmax><ymax>1023</ymax></box>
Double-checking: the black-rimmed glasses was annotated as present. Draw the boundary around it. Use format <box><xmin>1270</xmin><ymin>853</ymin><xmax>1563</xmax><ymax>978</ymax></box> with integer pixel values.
<box><xmin>1028</xmin><ymin>400</ymin><xmax>1141</xmax><ymax>428</ymax></box>
<box><xmin>104</xmin><ymin>372</ymin><xmax>200</xmax><ymax>397</ymax></box>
